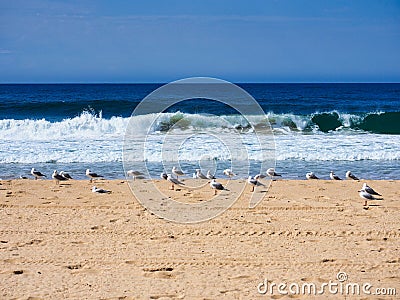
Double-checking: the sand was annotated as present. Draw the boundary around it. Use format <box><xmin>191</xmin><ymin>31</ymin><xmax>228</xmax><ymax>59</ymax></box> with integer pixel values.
<box><xmin>0</xmin><ymin>178</ymin><xmax>399</xmax><ymax>299</ymax></box>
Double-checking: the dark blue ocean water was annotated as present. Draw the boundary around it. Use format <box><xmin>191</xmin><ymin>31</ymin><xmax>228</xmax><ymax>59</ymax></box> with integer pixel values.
<box><xmin>1</xmin><ymin>83</ymin><xmax>399</xmax><ymax>125</ymax></box>
<box><xmin>0</xmin><ymin>83</ymin><xmax>399</xmax><ymax>179</ymax></box>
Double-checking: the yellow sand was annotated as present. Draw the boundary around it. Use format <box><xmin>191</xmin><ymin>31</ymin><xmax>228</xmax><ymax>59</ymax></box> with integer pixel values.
<box><xmin>0</xmin><ymin>179</ymin><xmax>399</xmax><ymax>299</ymax></box>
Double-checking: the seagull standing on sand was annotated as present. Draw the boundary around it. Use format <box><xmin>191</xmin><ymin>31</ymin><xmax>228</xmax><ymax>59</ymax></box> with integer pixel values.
<box><xmin>306</xmin><ymin>172</ymin><xmax>319</xmax><ymax>180</ymax></box>
<box><xmin>358</xmin><ymin>189</ymin><xmax>383</xmax><ymax>206</ymax></box>
<box><xmin>206</xmin><ymin>170</ymin><xmax>216</xmax><ymax>180</ymax></box>
<box><xmin>362</xmin><ymin>183</ymin><xmax>381</xmax><ymax>196</ymax></box>
<box><xmin>52</xmin><ymin>170</ymin><xmax>68</xmax><ymax>185</ymax></box>
<box><xmin>266</xmin><ymin>168</ymin><xmax>281</xmax><ymax>179</ymax></box>
<box><xmin>172</xmin><ymin>167</ymin><xmax>185</xmax><ymax>180</ymax></box>
<box><xmin>346</xmin><ymin>171</ymin><xmax>359</xmax><ymax>180</ymax></box>
<box><xmin>247</xmin><ymin>176</ymin><xmax>260</xmax><ymax>192</ymax></box>
<box><xmin>167</xmin><ymin>174</ymin><xmax>184</xmax><ymax>190</ymax></box>
<box><xmin>60</xmin><ymin>171</ymin><xmax>73</xmax><ymax>180</ymax></box>
<box><xmin>31</xmin><ymin>168</ymin><xmax>46</xmax><ymax>180</ymax></box>
<box><xmin>330</xmin><ymin>171</ymin><xmax>341</xmax><ymax>180</ymax></box>
<box><xmin>223</xmin><ymin>169</ymin><xmax>236</xmax><ymax>178</ymax></box>
<box><xmin>127</xmin><ymin>170</ymin><xmax>144</xmax><ymax>181</ymax></box>
<box><xmin>92</xmin><ymin>186</ymin><xmax>111</xmax><ymax>194</ymax></box>
<box><xmin>196</xmin><ymin>169</ymin><xmax>208</xmax><ymax>179</ymax></box>
<box><xmin>210</xmin><ymin>179</ymin><xmax>227</xmax><ymax>195</ymax></box>
<box><xmin>86</xmin><ymin>169</ymin><xmax>103</xmax><ymax>182</ymax></box>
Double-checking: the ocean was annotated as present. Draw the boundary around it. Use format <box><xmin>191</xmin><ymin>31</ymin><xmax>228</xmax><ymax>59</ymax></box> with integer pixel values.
<box><xmin>0</xmin><ymin>83</ymin><xmax>399</xmax><ymax>180</ymax></box>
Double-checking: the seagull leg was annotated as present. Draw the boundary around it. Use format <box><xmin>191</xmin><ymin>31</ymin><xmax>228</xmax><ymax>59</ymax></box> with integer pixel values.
<box><xmin>364</xmin><ymin>200</ymin><xmax>368</xmax><ymax>206</ymax></box>
<box><xmin>170</xmin><ymin>184</ymin><xmax>174</xmax><ymax>190</ymax></box>
<box><xmin>214</xmin><ymin>189</ymin><xmax>217</xmax><ymax>195</ymax></box>
<box><xmin>251</xmin><ymin>186</ymin><xmax>254</xmax><ymax>192</ymax></box>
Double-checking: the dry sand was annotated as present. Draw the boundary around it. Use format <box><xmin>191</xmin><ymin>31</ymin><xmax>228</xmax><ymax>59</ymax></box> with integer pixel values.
<box><xmin>0</xmin><ymin>178</ymin><xmax>399</xmax><ymax>299</ymax></box>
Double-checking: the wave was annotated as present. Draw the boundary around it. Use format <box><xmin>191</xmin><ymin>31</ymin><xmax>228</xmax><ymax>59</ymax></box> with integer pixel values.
<box><xmin>148</xmin><ymin>111</ymin><xmax>400</xmax><ymax>134</ymax></box>
<box><xmin>0</xmin><ymin>111</ymin><xmax>128</xmax><ymax>141</ymax></box>
<box><xmin>0</xmin><ymin>111</ymin><xmax>399</xmax><ymax>142</ymax></box>
<box><xmin>310</xmin><ymin>111</ymin><xmax>400</xmax><ymax>134</ymax></box>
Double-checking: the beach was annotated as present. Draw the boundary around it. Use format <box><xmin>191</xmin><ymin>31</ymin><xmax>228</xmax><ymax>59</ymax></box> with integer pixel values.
<box><xmin>1</xmin><ymin>179</ymin><xmax>399</xmax><ymax>299</ymax></box>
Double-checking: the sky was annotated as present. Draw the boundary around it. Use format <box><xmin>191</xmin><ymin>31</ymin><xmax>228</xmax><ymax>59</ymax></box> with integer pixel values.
<box><xmin>0</xmin><ymin>0</ymin><xmax>399</xmax><ymax>83</ymax></box>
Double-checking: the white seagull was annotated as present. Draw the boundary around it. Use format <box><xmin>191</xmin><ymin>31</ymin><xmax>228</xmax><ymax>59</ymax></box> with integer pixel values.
<box><xmin>358</xmin><ymin>189</ymin><xmax>383</xmax><ymax>206</ymax></box>
<box><xmin>52</xmin><ymin>170</ymin><xmax>68</xmax><ymax>185</ymax></box>
<box><xmin>195</xmin><ymin>169</ymin><xmax>208</xmax><ymax>179</ymax></box>
<box><xmin>266</xmin><ymin>168</ymin><xmax>281</xmax><ymax>179</ymax></box>
<box><xmin>206</xmin><ymin>170</ymin><xmax>216</xmax><ymax>180</ymax></box>
<box><xmin>330</xmin><ymin>171</ymin><xmax>341</xmax><ymax>180</ymax></box>
<box><xmin>86</xmin><ymin>169</ymin><xmax>103</xmax><ymax>182</ymax></box>
<box><xmin>127</xmin><ymin>170</ymin><xmax>144</xmax><ymax>181</ymax></box>
<box><xmin>306</xmin><ymin>172</ymin><xmax>319</xmax><ymax>180</ymax></box>
<box><xmin>92</xmin><ymin>186</ymin><xmax>111</xmax><ymax>194</ymax></box>
<box><xmin>31</xmin><ymin>168</ymin><xmax>46</xmax><ymax>180</ymax></box>
<box><xmin>167</xmin><ymin>174</ymin><xmax>184</xmax><ymax>190</ymax></box>
<box><xmin>172</xmin><ymin>167</ymin><xmax>185</xmax><ymax>180</ymax></box>
<box><xmin>362</xmin><ymin>183</ymin><xmax>381</xmax><ymax>196</ymax></box>
<box><xmin>223</xmin><ymin>169</ymin><xmax>236</xmax><ymax>178</ymax></box>
<box><xmin>210</xmin><ymin>179</ymin><xmax>227</xmax><ymax>195</ymax></box>
<box><xmin>247</xmin><ymin>176</ymin><xmax>265</xmax><ymax>192</ymax></box>
<box><xmin>346</xmin><ymin>171</ymin><xmax>359</xmax><ymax>180</ymax></box>
<box><xmin>60</xmin><ymin>171</ymin><xmax>73</xmax><ymax>180</ymax></box>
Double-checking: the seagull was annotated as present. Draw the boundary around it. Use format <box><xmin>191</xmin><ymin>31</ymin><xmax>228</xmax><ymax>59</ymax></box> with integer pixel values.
<box><xmin>19</xmin><ymin>175</ymin><xmax>28</xmax><ymax>179</ymax></box>
<box><xmin>31</xmin><ymin>168</ymin><xmax>46</xmax><ymax>180</ymax></box>
<box><xmin>172</xmin><ymin>166</ymin><xmax>185</xmax><ymax>180</ymax></box>
<box><xmin>247</xmin><ymin>176</ymin><xmax>259</xmax><ymax>192</ymax></box>
<box><xmin>195</xmin><ymin>169</ymin><xmax>208</xmax><ymax>179</ymax></box>
<box><xmin>266</xmin><ymin>168</ymin><xmax>281</xmax><ymax>179</ymax></box>
<box><xmin>60</xmin><ymin>171</ymin><xmax>73</xmax><ymax>180</ymax></box>
<box><xmin>358</xmin><ymin>189</ymin><xmax>383</xmax><ymax>206</ymax></box>
<box><xmin>52</xmin><ymin>170</ymin><xmax>68</xmax><ymax>185</ymax></box>
<box><xmin>254</xmin><ymin>174</ymin><xmax>266</xmax><ymax>180</ymax></box>
<box><xmin>346</xmin><ymin>171</ymin><xmax>359</xmax><ymax>180</ymax></box>
<box><xmin>306</xmin><ymin>172</ymin><xmax>319</xmax><ymax>180</ymax></box>
<box><xmin>86</xmin><ymin>169</ymin><xmax>103</xmax><ymax>182</ymax></box>
<box><xmin>167</xmin><ymin>174</ymin><xmax>184</xmax><ymax>190</ymax></box>
<box><xmin>223</xmin><ymin>169</ymin><xmax>236</xmax><ymax>178</ymax></box>
<box><xmin>160</xmin><ymin>172</ymin><xmax>168</xmax><ymax>180</ymax></box>
<box><xmin>330</xmin><ymin>171</ymin><xmax>341</xmax><ymax>180</ymax></box>
<box><xmin>92</xmin><ymin>186</ymin><xmax>111</xmax><ymax>194</ymax></box>
<box><xmin>362</xmin><ymin>183</ymin><xmax>381</xmax><ymax>196</ymax></box>
<box><xmin>127</xmin><ymin>170</ymin><xmax>144</xmax><ymax>181</ymax></box>
<box><xmin>210</xmin><ymin>179</ymin><xmax>227</xmax><ymax>195</ymax></box>
<box><xmin>206</xmin><ymin>170</ymin><xmax>216</xmax><ymax>180</ymax></box>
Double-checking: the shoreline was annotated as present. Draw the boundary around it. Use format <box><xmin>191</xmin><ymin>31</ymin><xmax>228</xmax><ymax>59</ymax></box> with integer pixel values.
<box><xmin>1</xmin><ymin>179</ymin><xmax>399</xmax><ymax>298</ymax></box>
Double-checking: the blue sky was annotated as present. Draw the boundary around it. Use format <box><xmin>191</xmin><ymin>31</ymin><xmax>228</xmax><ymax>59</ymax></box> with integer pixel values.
<box><xmin>0</xmin><ymin>0</ymin><xmax>399</xmax><ymax>83</ymax></box>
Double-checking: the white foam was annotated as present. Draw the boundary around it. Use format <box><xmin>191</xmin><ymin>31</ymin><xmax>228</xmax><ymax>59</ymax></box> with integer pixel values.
<box><xmin>1</xmin><ymin>112</ymin><xmax>399</xmax><ymax>163</ymax></box>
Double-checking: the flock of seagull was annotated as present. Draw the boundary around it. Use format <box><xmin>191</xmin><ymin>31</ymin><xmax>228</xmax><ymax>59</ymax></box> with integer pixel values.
<box><xmin>306</xmin><ymin>170</ymin><xmax>383</xmax><ymax>206</ymax></box>
<box><xmin>26</xmin><ymin>166</ymin><xmax>383</xmax><ymax>206</ymax></box>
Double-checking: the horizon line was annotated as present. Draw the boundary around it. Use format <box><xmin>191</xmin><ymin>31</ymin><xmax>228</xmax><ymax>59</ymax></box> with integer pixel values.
<box><xmin>1</xmin><ymin>81</ymin><xmax>400</xmax><ymax>84</ymax></box>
